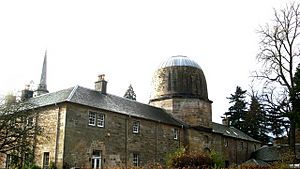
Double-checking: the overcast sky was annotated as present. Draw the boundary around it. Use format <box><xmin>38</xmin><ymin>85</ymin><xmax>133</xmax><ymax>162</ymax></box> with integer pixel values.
<box><xmin>0</xmin><ymin>0</ymin><xmax>293</xmax><ymax>123</ymax></box>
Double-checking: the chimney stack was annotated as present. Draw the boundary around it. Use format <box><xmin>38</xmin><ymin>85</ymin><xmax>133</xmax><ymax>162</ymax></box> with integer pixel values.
<box><xmin>222</xmin><ymin>117</ymin><xmax>229</xmax><ymax>126</ymax></box>
<box><xmin>95</xmin><ymin>74</ymin><xmax>107</xmax><ymax>94</ymax></box>
<box><xmin>21</xmin><ymin>84</ymin><xmax>34</xmax><ymax>101</ymax></box>
<box><xmin>5</xmin><ymin>94</ymin><xmax>16</xmax><ymax>105</ymax></box>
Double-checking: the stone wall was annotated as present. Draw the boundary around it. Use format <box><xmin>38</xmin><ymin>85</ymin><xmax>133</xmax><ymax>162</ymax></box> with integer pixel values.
<box><xmin>34</xmin><ymin>104</ymin><xmax>66</xmax><ymax>169</ymax></box>
<box><xmin>151</xmin><ymin>98</ymin><xmax>212</xmax><ymax>128</ymax></box>
<box><xmin>0</xmin><ymin>153</ymin><xmax>6</xmax><ymax>168</ymax></box>
<box><xmin>63</xmin><ymin>103</ymin><xmax>182</xmax><ymax>168</ymax></box>
<box><xmin>186</xmin><ymin>129</ymin><xmax>212</xmax><ymax>152</ymax></box>
<box><xmin>184</xmin><ymin>129</ymin><xmax>259</xmax><ymax>166</ymax></box>
<box><xmin>211</xmin><ymin>133</ymin><xmax>259</xmax><ymax>166</ymax></box>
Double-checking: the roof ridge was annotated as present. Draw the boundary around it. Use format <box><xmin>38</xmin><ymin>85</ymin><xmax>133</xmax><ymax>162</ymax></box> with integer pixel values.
<box><xmin>66</xmin><ymin>85</ymin><xmax>79</xmax><ymax>101</ymax></box>
<box><xmin>77</xmin><ymin>85</ymin><xmax>167</xmax><ymax>111</ymax></box>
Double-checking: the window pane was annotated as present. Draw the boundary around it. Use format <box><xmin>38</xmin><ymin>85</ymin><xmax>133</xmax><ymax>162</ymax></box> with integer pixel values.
<box><xmin>93</xmin><ymin>150</ymin><xmax>101</xmax><ymax>156</ymax></box>
<box><xmin>173</xmin><ymin>129</ymin><xmax>178</xmax><ymax>140</ymax></box>
<box><xmin>133</xmin><ymin>121</ymin><xmax>139</xmax><ymax>133</ymax></box>
<box><xmin>133</xmin><ymin>153</ymin><xmax>139</xmax><ymax>166</ymax></box>
<box><xmin>27</xmin><ymin>117</ymin><xmax>34</xmax><ymax>127</ymax></box>
<box><xmin>43</xmin><ymin>152</ymin><xmax>50</xmax><ymax>169</ymax></box>
<box><xmin>89</xmin><ymin>112</ymin><xmax>96</xmax><ymax>126</ymax></box>
<box><xmin>97</xmin><ymin>114</ymin><xmax>105</xmax><ymax>128</ymax></box>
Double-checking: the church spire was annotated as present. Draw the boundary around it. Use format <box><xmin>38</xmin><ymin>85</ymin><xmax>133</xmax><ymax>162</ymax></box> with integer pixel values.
<box><xmin>34</xmin><ymin>50</ymin><xmax>49</xmax><ymax>96</ymax></box>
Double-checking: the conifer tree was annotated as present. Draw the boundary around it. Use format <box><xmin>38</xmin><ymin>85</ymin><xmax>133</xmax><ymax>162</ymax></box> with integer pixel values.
<box><xmin>292</xmin><ymin>64</ymin><xmax>300</xmax><ymax>126</ymax></box>
<box><xmin>224</xmin><ymin>86</ymin><xmax>247</xmax><ymax>132</ymax></box>
<box><xmin>124</xmin><ymin>84</ymin><xmax>136</xmax><ymax>101</ymax></box>
<box><xmin>245</xmin><ymin>96</ymin><xmax>269</xmax><ymax>143</ymax></box>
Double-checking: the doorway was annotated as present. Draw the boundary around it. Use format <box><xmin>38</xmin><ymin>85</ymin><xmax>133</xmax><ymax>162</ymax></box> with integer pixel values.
<box><xmin>91</xmin><ymin>150</ymin><xmax>101</xmax><ymax>169</ymax></box>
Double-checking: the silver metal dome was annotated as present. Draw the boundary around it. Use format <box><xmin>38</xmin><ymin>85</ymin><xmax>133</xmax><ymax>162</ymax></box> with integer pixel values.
<box><xmin>158</xmin><ymin>55</ymin><xmax>201</xmax><ymax>69</ymax></box>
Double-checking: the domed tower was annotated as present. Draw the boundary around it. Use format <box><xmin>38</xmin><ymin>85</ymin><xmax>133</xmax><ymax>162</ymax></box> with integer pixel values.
<box><xmin>150</xmin><ymin>55</ymin><xmax>212</xmax><ymax>129</ymax></box>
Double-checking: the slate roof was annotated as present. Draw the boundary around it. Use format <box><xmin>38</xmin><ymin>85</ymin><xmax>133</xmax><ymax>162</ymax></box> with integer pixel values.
<box><xmin>242</xmin><ymin>159</ymin><xmax>270</xmax><ymax>166</ymax></box>
<box><xmin>28</xmin><ymin>85</ymin><xmax>259</xmax><ymax>142</ymax></box>
<box><xmin>252</xmin><ymin>144</ymin><xmax>300</xmax><ymax>162</ymax></box>
<box><xmin>28</xmin><ymin>86</ymin><xmax>182</xmax><ymax>126</ymax></box>
<box><xmin>212</xmin><ymin>122</ymin><xmax>260</xmax><ymax>143</ymax></box>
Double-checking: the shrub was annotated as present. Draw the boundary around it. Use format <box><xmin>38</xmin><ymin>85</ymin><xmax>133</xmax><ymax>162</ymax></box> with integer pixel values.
<box><xmin>21</xmin><ymin>163</ymin><xmax>42</xmax><ymax>169</ymax></box>
<box><xmin>166</xmin><ymin>148</ymin><xmax>212</xmax><ymax>169</ymax></box>
<box><xmin>210</xmin><ymin>150</ymin><xmax>225</xmax><ymax>168</ymax></box>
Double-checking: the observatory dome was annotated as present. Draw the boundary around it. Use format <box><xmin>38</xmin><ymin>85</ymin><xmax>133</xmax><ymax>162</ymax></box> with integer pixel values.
<box><xmin>150</xmin><ymin>55</ymin><xmax>208</xmax><ymax>101</ymax></box>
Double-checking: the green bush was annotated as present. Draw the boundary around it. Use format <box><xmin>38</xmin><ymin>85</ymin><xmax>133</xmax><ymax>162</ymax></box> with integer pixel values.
<box><xmin>166</xmin><ymin>148</ymin><xmax>212</xmax><ymax>169</ymax></box>
<box><xmin>210</xmin><ymin>150</ymin><xmax>225</xmax><ymax>168</ymax></box>
<box><xmin>21</xmin><ymin>163</ymin><xmax>41</xmax><ymax>169</ymax></box>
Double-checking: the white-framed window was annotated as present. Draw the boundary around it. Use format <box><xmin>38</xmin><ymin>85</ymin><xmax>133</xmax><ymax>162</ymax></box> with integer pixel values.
<box><xmin>92</xmin><ymin>150</ymin><xmax>102</xmax><ymax>169</ymax></box>
<box><xmin>43</xmin><ymin>152</ymin><xmax>50</xmax><ymax>169</ymax></box>
<box><xmin>173</xmin><ymin>128</ymin><xmax>179</xmax><ymax>140</ymax></box>
<box><xmin>133</xmin><ymin>121</ymin><xmax>140</xmax><ymax>133</ymax></box>
<box><xmin>97</xmin><ymin>114</ymin><xmax>105</xmax><ymax>128</ymax></box>
<box><xmin>89</xmin><ymin>112</ymin><xmax>96</xmax><ymax>126</ymax></box>
<box><xmin>26</xmin><ymin>116</ymin><xmax>34</xmax><ymax>127</ymax></box>
<box><xmin>224</xmin><ymin>139</ymin><xmax>228</xmax><ymax>147</ymax></box>
<box><xmin>133</xmin><ymin>153</ymin><xmax>139</xmax><ymax>167</ymax></box>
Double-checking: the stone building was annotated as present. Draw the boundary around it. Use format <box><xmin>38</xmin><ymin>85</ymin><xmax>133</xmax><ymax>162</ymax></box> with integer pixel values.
<box><xmin>0</xmin><ymin>55</ymin><xmax>260</xmax><ymax>169</ymax></box>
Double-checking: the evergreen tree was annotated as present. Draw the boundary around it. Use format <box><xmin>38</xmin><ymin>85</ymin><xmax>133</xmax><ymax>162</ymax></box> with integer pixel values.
<box><xmin>265</xmin><ymin>105</ymin><xmax>288</xmax><ymax>138</ymax></box>
<box><xmin>124</xmin><ymin>84</ymin><xmax>136</xmax><ymax>101</ymax></box>
<box><xmin>224</xmin><ymin>86</ymin><xmax>247</xmax><ymax>132</ymax></box>
<box><xmin>292</xmin><ymin>64</ymin><xmax>300</xmax><ymax>126</ymax></box>
<box><xmin>245</xmin><ymin>96</ymin><xmax>269</xmax><ymax>143</ymax></box>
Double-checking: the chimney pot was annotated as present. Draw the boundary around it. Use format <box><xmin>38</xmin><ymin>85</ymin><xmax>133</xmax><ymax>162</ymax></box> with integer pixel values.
<box><xmin>98</xmin><ymin>74</ymin><xmax>105</xmax><ymax>81</ymax></box>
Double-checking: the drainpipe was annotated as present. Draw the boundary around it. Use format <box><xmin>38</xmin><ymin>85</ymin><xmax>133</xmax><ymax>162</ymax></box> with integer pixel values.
<box><xmin>155</xmin><ymin>122</ymin><xmax>159</xmax><ymax>163</ymax></box>
<box><xmin>54</xmin><ymin>104</ymin><xmax>61</xmax><ymax>167</ymax></box>
<box><xmin>235</xmin><ymin>140</ymin><xmax>238</xmax><ymax>164</ymax></box>
<box><xmin>125</xmin><ymin>116</ymin><xmax>129</xmax><ymax>168</ymax></box>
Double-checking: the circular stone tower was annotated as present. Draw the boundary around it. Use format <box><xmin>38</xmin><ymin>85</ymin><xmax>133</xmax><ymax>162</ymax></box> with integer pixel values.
<box><xmin>150</xmin><ymin>55</ymin><xmax>212</xmax><ymax>129</ymax></box>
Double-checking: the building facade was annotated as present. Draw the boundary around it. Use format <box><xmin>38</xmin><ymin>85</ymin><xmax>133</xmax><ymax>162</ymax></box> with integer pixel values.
<box><xmin>0</xmin><ymin>55</ymin><xmax>260</xmax><ymax>169</ymax></box>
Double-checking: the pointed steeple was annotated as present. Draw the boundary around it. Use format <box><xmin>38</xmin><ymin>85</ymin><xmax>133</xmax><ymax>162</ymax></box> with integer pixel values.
<box><xmin>34</xmin><ymin>50</ymin><xmax>49</xmax><ymax>96</ymax></box>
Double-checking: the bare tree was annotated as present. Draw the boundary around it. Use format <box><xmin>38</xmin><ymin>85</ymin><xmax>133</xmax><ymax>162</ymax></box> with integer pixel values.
<box><xmin>255</xmin><ymin>2</ymin><xmax>300</xmax><ymax>153</ymax></box>
<box><xmin>0</xmin><ymin>95</ymin><xmax>40</xmax><ymax>167</ymax></box>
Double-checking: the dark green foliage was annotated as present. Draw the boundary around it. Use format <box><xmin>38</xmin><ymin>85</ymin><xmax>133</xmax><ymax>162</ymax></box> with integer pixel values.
<box><xmin>225</xmin><ymin>86</ymin><xmax>248</xmax><ymax>132</ymax></box>
<box><xmin>21</xmin><ymin>163</ymin><xmax>42</xmax><ymax>169</ymax></box>
<box><xmin>292</xmin><ymin>64</ymin><xmax>300</xmax><ymax>127</ymax></box>
<box><xmin>264</xmin><ymin>103</ymin><xmax>289</xmax><ymax>138</ymax></box>
<box><xmin>224</xmin><ymin>87</ymin><xmax>271</xmax><ymax>143</ymax></box>
<box><xmin>245</xmin><ymin>96</ymin><xmax>269</xmax><ymax>143</ymax></box>
<box><xmin>124</xmin><ymin>84</ymin><xmax>137</xmax><ymax>101</ymax></box>
<box><xmin>210</xmin><ymin>150</ymin><xmax>225</xmax><ymax>168</ymax></box>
